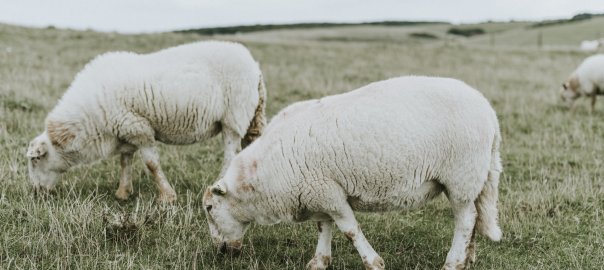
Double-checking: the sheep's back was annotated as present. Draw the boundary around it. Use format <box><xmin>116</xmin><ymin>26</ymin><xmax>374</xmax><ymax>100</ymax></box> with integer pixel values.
<box><xmin>50</xmin><ymin>41</ymin><xmax>261</xmax><ymax>144</ymax></box>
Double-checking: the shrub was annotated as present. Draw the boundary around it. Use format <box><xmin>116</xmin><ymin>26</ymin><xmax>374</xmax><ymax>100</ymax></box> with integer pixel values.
<box><xmin>447</xmin><ymin>27</ymin><xmax>485</xmax><ymax>37</ymax></box>
<box><xmin>409</xmin><ymin>32</ymin><xmax>439</xmax><ymax>39</ymax></box>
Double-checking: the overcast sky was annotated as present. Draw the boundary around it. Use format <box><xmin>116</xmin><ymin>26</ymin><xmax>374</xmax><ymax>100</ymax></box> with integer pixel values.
<box><xmin>1</xmin><ymin>0</ymin><xmax>603</xmax><ymax>33</ymax></box>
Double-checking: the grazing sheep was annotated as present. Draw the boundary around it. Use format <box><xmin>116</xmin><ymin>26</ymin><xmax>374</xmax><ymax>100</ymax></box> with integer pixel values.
<box><xmin>561</xmin><ymin>54</ymin><xmax>604</xmax><ymax>112</ymax></box>
<box><xmin>203</xmin><ymin>76</ymin><xmax>502</xmax><ymax>270</ymax></box>
<box><xmin>26</xmin><ymin>41</ymin><xmax>266</xmax><ymax>202</ymax></box>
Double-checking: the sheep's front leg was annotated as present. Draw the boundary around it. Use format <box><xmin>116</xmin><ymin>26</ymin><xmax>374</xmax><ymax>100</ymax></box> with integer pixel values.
<box><xmin>333</xmin><ymin>206</ymin><xmax>385</xmax><ymax>270</ymax></box>
<box><xmin>442</xmin><ymin>201</ymin><xmax>477</xmax><ymax>270</ymax></box>
<box><xmin>140</xmin><ymin>147</ymin><xmax>176</xmax><ymax>203</ymax></box>
<box><xmin>306</xmin><ymin>221</ymin><xmax>333</xmax><ymax>270</ymax></box>
<box><xmin>219</xmin><ymin>128</ymin><xmax>241</xmax><ymax>177</ymax></box>
<box><xmin>590</xmin><ymin>95</ymin><xmax>597</xmax><ymax>114</ymax></box>
<box><xmin>115</xmin><ymin>152</ymin><xmax>134</xmax><ymax>200</ymax></box>
<box><xmin>466</xmin><ymin>228</ymin><xmax>477</xmax><ymax>265</ymax></box>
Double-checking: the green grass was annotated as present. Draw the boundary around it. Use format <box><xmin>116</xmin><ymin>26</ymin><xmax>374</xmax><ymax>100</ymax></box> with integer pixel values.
<box><xmin>1</xmin><ymin>21</ymin><xmax>604</xmax><ymax>269</ymax></box>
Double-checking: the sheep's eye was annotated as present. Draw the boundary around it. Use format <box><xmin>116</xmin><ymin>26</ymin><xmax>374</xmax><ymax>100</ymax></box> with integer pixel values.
<box><xmin>206</xmin><ymin>205</ymin><xmax>213</xmax><ymax>212</ymax></box>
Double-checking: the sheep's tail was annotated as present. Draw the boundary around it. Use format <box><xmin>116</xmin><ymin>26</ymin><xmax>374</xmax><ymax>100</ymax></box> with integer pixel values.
<box><xmin>241</xmin><ymin>72</ymin><xmax>267</xmax><ymax>148</ymax></box>
<box><xmin>474</xmin><ymin>129</ymin><xmax>503</xmax><ymax>241</ymax></box>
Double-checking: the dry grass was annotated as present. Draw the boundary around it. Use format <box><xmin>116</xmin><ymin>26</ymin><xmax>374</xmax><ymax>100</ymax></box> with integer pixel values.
<box><xmin>1</xmin><ymin>22</ymin><xmax>603</xmax><ymax>269</ymax></box>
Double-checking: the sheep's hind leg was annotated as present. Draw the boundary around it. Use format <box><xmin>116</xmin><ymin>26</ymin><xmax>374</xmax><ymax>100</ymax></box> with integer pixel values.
<box><xmin>332</xmin><ymin>205</ymin><xmax>385</xmax><ymax>270</ymax></box>
<box><xmin>140</xmin><ymin>147</ymin><xmax>176</xmax><ymax>203</ymax></box>
<box><xmin>117</xmin><ymin>116</ymin><xmax>175</xmax><ymax>202</ymax></box>
<box><xmin>115</xmin><ymin>152</ymin><xmax>134</xmax><ymax>200</ymax></box>
<box><xmin>465</xmin><ymin>227</ymin><xmax>477</xmax><ymax>267</ymax></box>
<box><xmin>442</xmin><ymin>201</ymin><xmax>477</xmax><ymax>270</ymax></box>
<box><xmin>306</xmin><ymin>221</ymin><xmax>333</xmax><ymax>270</ymax></box>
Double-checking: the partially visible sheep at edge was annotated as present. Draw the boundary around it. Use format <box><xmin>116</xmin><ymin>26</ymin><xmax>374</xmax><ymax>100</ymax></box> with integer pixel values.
<box><xmin>203</xmin><ymin>76</ymin><xmax>502</xmax><ymax>270</ymax></box>
<box><xmin>26</xmin><ymin>41</ymin><xmax>267</xmax><ymax>203</ymax></box>
<box><xmin>560</xmin><ymin>54</ymin><xmax>604</xmax><ymax>112</ymax></box>
<box><xmin>580</xmin><ymin>40</ymin><xmax>600</xmax><ymax>52</ymax></box>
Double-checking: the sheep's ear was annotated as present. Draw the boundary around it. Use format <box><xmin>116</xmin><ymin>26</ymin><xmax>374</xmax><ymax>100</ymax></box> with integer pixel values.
<box><xmin>211</xmin><ymin>183</ymin><xmax>227</xmax><ymax>196</ymax></box>
<box><xmin>26</xmin><ymin>139</ymin><xmax>48</xmax><ymax>159</ymax></box>
<box><xmin>568</xmin><ymin>76</ymin><xmax>581</xmax><ymax>92</ymax></box>
<box><xmin>47</xmin><ymin>120</ymin><xmax>77</xmax><ymax>148</ymax></box>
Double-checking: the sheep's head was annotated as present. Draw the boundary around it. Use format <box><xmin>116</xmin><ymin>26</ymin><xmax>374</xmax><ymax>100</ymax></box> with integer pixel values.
<box><xmin>26</xmin><ymin>132</ymin><xmax>68</xmax><ymax>190</ymax></box>
<box><xmin>202</xmin><ymin>181</ymin><xmax>249</xmax><ymax>253</ymax></box>
<box><xmin>560</xmin><ymin>76</ymin><xmax>581</xmax><ymax>107</ymax></box>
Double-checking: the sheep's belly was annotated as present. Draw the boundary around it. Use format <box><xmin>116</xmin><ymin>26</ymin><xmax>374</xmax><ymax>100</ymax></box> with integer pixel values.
<box><xmin>153</xmin><ymin>121</ymin><xmax>222</xmax><ymax>145</ymax></box>
<box><xmin>346</xmin><ymin>180</ymin><xmax>444</xmax><ymax>212</ymax></box>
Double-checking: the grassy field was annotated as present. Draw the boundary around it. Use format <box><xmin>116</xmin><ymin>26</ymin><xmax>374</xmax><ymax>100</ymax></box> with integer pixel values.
<box><xmin>469</xmin><ymin>17</ymin><xmax>604</xmax><ymax>48</ymax></box>
<box><xmin>1</xmin><ymin>19</ymin><xmax>604</xmax><ymax>269</ymax></box>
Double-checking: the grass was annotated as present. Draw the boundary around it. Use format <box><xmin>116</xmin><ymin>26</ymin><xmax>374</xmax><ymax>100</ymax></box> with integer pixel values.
<box><xmin>468</xmin><ymin>17</ymin><xmax>604</xmax><ymax>48</ymax></box>
<box><xmin>1</xmin><ymin>21</ymin><xmax>604</xmax><ymax>269</ymax></box>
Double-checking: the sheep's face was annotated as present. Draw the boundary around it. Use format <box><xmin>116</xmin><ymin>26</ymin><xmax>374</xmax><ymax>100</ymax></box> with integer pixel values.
<box><xmin>560</xmin><ymin>82</ymin><xmax>580</xmax><ymax>107</ymax></box>
<box><xmin>26</xmin><ymin>133</ymin><xmax>67</xmax><ymax>190</ymax></box>
<box><xmin>203</xmin><ymin>182</ymin><xmax>249</xmax><ymax>253</ymax></box>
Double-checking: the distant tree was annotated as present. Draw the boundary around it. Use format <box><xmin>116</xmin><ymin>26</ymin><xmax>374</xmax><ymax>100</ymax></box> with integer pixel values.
<box><xmin>571</xmin><ymin>13</ymin><xmax>593</xmax><ymax>21</ymax></box>
<box><xmin>531</xmin><ymin>13</ymin><xmax>602</xmax><ymax>28</ymax></box>
<box><xmin>175</xmin><ymin>21</ymin><xmax>448</xmax><ymax>35</ymax></box>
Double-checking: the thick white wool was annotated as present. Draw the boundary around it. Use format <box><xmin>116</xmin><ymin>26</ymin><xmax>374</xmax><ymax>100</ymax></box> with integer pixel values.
<box><xmin>571</xmin><ymin>54</ymin><xmax>604</xmax><ymax>94</ymax></box>
<box><xmin>225</xmin><ymin>76</ymin><xmax>499</xmax><ymax>217</ymax></box>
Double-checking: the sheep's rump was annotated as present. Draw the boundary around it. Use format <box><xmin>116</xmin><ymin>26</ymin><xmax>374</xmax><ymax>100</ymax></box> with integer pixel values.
<box><xmin>259</xmin><ymin>76</ymin><xmax>499</xmax><ymax>210</ymax></box>
<box><xmin>574</xmin><ymin>54</ymin><xmax>604</xmax><ymax>91</ymax></box>
<box><xmin>51</xmin><ymin>41</ymin><xmax>262</xmax><ymax>145</ymax></box>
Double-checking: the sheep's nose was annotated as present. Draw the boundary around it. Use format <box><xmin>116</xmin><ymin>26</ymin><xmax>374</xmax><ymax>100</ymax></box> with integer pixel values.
<box><xmin>219</xmin><ymin>242</ymin><xmax>227</xmax><ymax>253</ymax></box>
<box><xmin>218</xmin><ymin>241</ymin><xmax>242</xmax><ymax>255</ymax></box>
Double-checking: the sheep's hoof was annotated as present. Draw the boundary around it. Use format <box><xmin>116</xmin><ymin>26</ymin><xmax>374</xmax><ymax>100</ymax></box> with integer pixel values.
<box><xmin>157</xmin><ymin>191</ymin><xmax>177</xmax><ymax>203</ymax></box>
<box><xmin>114</xmin><ymin>187</ymin><xmax>132</xmax><ymax>200</ymax></box>
<box><xmin>466</xmin><ymin>247</ymin><xmax>476</xmax><ymax>266</ymax></box>
<box><xmin>364</xmin><ymin>256</ymin><xmax>385</xmax><ymax>270</ymax></box>
<box><xmin>306</xmin><ymin>255</ymin><xmax>331</xmax><ymax>270</ymax></box>
<box><xmin>441</xmin><ymin>262</ymin><xmax>465</xmax><ymax>270</ymax></box>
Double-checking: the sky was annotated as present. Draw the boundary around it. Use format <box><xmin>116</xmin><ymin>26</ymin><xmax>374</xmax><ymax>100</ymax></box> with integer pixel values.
<box><xmin>0</xmin><ymin>0</ymin><xmax>603</xmax><ymax>33</ymax></box>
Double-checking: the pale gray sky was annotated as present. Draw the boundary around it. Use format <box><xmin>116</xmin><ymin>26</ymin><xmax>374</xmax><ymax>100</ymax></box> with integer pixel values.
<box><xmin>1</xmin><ymin>0</ymin><xmax>603</xmax><ymax>33</ymax></box>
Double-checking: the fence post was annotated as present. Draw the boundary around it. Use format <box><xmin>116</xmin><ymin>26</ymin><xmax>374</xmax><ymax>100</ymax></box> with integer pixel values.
<box><xmin>537</xmin><ymin>31</ymin><xmax>543</xmax><ymax>49</ymax></box>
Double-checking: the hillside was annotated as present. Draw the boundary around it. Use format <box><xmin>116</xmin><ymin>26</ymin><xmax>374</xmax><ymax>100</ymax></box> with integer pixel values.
<box><xmin>468</xmin><ymin>16</ymin><xmax>604</xmax><ymax>48</ymax></box>
<box><xmin>168</xmin><ymin>15</ymin><xmax>604</xmax><ymax>49</ymax></box>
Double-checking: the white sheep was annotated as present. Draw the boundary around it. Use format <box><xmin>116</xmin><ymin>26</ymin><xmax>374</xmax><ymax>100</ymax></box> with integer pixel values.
<box><xmin>580</xmin><ymin>40</ymin><xmax>600</xmax><ymax>52</ymax></box>
<box><xmin>26</xmin><ymin>41</ymin><xmax>266</xmax><ymax>202</ymax></box>
<box><xmin>203</xmin><ymin>76</ymin><xmax>502</xmax><ymax>270</ymax></box>
<box><xmin>560</xmin><ymin>54</ymin><xmax>604</xmax><ymax>112</ymax></box>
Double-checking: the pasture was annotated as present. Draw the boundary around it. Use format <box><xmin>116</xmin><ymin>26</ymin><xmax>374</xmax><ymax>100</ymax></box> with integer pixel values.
<box><xmin>1</xmin><ymin>20</ymin><xmax>603</xmax><ymax>269</ymax></box>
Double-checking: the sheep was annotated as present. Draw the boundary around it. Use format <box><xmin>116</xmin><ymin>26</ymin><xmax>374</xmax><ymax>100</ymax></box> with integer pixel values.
<box><xmin>560</xmin><ymin>54</ymin><xmax>604</xmax><ymax>112</ymax></box>
<box><xmin>202</xmin><ymin>76</ymin><xmax>502</xmax><ymax>270</ymax></box>
<box><xmin>26</xmin><ymin>41</ymin><xmax>266</xmax><ymax>203</ymax></box>
<box><xmin>580</xmin><ymin>40</ymin><xmax>600</xmax><ymax>52</ymax></box>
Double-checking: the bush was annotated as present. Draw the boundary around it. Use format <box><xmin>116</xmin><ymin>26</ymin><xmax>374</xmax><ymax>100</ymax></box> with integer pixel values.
<box><xmin>409</xmin><ymin>32</ymin><xmax>439</xmax><ymax>39</ymax></box>
<box><xmin>447</xmin><ymin>27</ymin><xmax>485</xmax><ymax>37</ymax></box>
